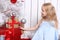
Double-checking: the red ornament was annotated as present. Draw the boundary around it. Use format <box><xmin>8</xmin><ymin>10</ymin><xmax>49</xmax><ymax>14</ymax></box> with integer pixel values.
<box><xmin>10</xmin><ymin>0</ymin><xmax>17</xmax><ymax>4</ymax></box>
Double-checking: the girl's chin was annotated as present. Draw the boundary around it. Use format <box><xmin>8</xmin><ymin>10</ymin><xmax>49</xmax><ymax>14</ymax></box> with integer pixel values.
<box><xmin>42</xmin><ymin>16</ymin><xmax>47</xmax><ymax>18</ymax></box>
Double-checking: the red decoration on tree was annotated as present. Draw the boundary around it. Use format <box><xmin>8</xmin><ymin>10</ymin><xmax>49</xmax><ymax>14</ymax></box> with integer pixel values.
<box><xmin>5</xmin><ymin>16</ymin><xmax>22</xmax><ymax>40</ymax></box>
<box><xmin>10</xmin><ymin>0</ymin><xmax>17</xmax><ymax>4</ymax></box>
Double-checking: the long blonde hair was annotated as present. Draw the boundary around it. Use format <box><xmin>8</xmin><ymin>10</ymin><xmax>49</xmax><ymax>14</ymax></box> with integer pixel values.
<box><xmin>41</xmin><ymin>3</ymin><xmax>58</xmax><ymax>29</ymax></box>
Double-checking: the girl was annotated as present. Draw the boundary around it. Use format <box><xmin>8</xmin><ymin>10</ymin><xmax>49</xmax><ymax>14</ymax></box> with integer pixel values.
<box><xmin>21</xmin><ymin>3</ymin><xmax>58</xmax><ymax>40</ymax></box>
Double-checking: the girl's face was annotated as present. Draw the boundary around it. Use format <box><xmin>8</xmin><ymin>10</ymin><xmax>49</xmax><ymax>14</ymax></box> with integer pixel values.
<box><xmin>41</xmin><ymin>7</ymin><xmax>47</xmax><ymax>17</ymax></box>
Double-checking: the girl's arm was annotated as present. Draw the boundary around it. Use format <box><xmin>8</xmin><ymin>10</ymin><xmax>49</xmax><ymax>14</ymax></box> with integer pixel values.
<box><xmin>21</xmin><ymin>18</ymin><xmax>43</xmax><ymax>31</ymax></box>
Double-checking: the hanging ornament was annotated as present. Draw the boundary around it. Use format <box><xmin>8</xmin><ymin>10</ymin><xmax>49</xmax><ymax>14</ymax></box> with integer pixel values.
<box><xmin>10</xmin><ymin>0</ymin><xmax>17</xmax><ymax>4</ymax></box>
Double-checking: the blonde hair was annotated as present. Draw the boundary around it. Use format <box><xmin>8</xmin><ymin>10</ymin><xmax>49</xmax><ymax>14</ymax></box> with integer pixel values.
<box><xmin>41</xmin><ymin>3</ymin><xmax>58</xmax><ymax>29</ymax></box>
<box><xmin>42</xmin><ymin>3</ymin><xmax>57</xmax><ymax>21</ymax></box>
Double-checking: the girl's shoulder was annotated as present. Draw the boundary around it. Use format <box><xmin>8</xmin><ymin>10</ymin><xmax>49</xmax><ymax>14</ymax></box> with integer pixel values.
<box><xmin>42</xmin><ymin>20</ymin><xmax>55</xmax><ymax>24</ymax></box>
<box><xmin>42</xmin><ymin>20</ymin><xmax>55</xmax><ymax>27</ymax></box>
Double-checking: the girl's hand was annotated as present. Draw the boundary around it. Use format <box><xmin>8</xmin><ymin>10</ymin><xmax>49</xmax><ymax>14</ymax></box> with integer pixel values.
<box><xmin>20</xmin><ymin>27</ymin><xmax>25</xmax><ymax>30</ymax></box>
<box><xmin>20</xmin><ymin>27</ymin><xmax>23</xmax><ymax>29</ymax></box>
<box><xmin>20</xmin><ymin>27</ymin><xmax>29</xmax><ymax>31</ymax></box>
